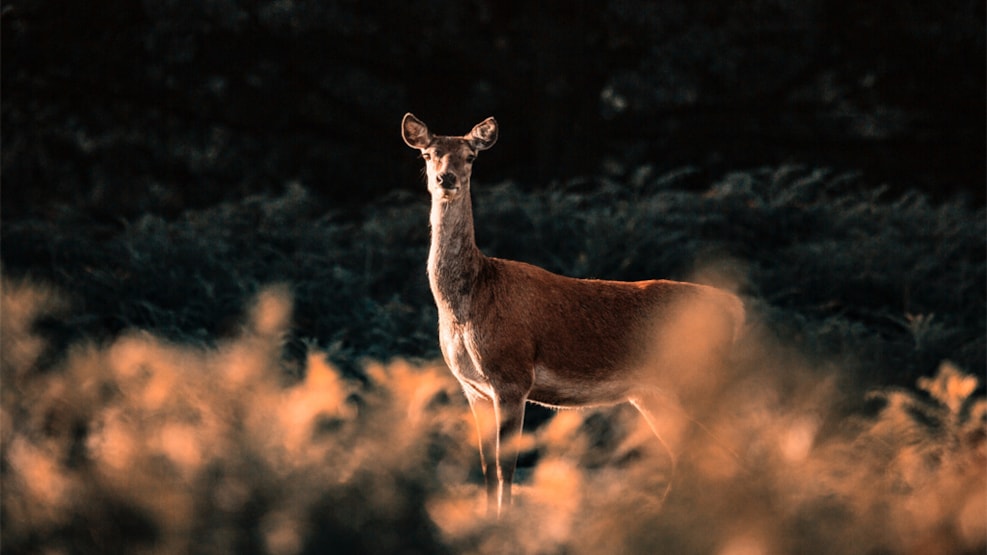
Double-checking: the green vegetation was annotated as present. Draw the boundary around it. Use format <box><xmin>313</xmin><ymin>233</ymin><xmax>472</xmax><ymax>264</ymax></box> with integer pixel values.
<box><xmin>3</xmin><ymin>167</ymin><xmax>983</xmax><ymax>385</ymax></box>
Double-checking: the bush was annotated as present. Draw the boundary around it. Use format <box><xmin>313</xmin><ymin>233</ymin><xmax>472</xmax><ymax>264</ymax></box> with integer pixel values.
<box><xmin>2</xmin><ymin>277</ymin><xmax>983</xmax><ymax>554</ymax></box>
<box><xmin>3</xmin><ymin>167</ymin><xmax>984</xmax><ymax>384</ymax></box>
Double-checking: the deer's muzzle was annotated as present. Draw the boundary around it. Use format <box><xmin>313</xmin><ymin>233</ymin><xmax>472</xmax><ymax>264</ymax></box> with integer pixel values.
<box><xmin>437</xmin><ymin>173</ymin><xmax>458</xmax><ymax>189</ymax></box>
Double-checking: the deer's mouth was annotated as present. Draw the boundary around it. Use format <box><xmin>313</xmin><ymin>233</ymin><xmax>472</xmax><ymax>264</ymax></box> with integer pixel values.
<box><xmin>436</xmin><ymin>183</ymin><xmax>461</xmax><ymax>197</ymax></box>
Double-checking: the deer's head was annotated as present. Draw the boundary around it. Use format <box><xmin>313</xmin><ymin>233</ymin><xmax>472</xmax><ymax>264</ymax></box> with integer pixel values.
<box><xmin>402</xmin><ymin>113</ymin><xmax>498</xmax><ymax>201</ymax></box>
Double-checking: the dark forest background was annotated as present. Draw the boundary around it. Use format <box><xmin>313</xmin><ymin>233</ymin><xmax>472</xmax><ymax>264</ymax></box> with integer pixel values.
<box><xmin>3</xmin><ymin>3</ymin><xmax>986</xmax><ymax>554</ymax></box>
<box><xmin>3</xmin><ymin>0</ymin><xmax>985</xmax><ymax>221</ymax></box>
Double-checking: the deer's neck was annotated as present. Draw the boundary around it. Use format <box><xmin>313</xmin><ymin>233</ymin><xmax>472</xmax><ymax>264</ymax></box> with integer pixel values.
<box><xmin>428</xmin><ymin>194</ymin><xmax>483</xmax><ymax>322</ymax></box>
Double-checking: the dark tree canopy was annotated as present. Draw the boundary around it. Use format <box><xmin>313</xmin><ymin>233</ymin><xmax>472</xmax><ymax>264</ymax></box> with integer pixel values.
<box><xmin>3</xmin><ymin>0</ymin><xmax>984</xmax><ymax>219</ymax></box>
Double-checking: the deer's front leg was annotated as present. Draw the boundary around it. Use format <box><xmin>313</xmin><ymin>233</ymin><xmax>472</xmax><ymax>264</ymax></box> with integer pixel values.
<box><xmin>493</xmin><ymin>388</ymin><xmax>527</xmax><ymax>515</ymax></box>
<box><xmin>466</xmin><ymin>393</ymin><xmax>498</xmax><ymax>514</ymax></box>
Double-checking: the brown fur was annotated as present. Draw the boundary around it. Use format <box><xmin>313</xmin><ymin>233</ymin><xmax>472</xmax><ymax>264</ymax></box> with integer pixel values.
<box><xmin>402</xmin><ymin>113</ymin><xmax>745</xmax><ymax>515</ymax></box>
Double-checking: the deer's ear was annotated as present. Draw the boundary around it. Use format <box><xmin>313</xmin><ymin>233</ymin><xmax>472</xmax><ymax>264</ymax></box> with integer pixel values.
<box><xmin>468</xmin><ymin>117</ymin><xmax>498</xmax><ymax>151</ymax></box>
<box><xmin>402</xmin><ymin>113</ymin><xmax>432</xmax><ymax>149</ymax></box>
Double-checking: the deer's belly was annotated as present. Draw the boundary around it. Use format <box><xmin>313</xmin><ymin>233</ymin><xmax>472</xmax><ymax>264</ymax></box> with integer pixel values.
<box><xmin>529</xmin><ymin>365</ymin><xmax>632</xmax><ymax>408</ymax></box>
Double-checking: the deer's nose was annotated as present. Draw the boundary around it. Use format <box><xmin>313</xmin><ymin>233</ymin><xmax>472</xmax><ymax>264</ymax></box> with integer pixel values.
<box><xmin>437</xmin><ymin>173</ymin><xmax>458</xmax><ymax>189</ymax></box>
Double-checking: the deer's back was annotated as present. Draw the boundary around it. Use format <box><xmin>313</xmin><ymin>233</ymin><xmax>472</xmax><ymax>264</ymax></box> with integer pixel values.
<box><xmin>469</xmin><ymin>257</ymin><xmax>743</xmax><ymax>406</ymax></box>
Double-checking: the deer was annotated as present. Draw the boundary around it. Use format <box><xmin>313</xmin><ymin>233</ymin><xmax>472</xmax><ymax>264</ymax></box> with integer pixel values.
<box><xmin>401</xmin><ymin>113</ymin><xmax>746</xmax><ymax>516</ymax></box>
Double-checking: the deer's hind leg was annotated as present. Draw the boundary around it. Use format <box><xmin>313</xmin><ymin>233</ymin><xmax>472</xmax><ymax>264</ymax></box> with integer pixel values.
<box><xmin>629</xmin><ymin>388</ymin><xmax>691</xmax><ymax>501</ymax></box>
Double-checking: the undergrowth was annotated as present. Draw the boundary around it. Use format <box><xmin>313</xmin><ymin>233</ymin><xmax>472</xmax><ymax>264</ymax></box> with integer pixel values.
<box><xmin>1</xmin><ymin>278</ymin><xmax>984</xmax><ymax>554</ymax></box>
<box><xmin>3</xmin><ymin>167</ymin><xmax>983</xmax><ymax>386</ymax></box>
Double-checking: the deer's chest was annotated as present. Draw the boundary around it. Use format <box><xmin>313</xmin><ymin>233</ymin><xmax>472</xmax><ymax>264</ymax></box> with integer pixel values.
<box><xmin>438</xmin><ymin>320</ymin><xmax>494</xmax><ymax>397</ymax></box>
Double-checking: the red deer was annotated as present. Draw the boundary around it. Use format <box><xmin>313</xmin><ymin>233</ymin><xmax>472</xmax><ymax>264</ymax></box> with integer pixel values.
<box><xmin>402</xmin><ymin>113</ymin><xmax>745</xmax><ymax>515</ymax></box>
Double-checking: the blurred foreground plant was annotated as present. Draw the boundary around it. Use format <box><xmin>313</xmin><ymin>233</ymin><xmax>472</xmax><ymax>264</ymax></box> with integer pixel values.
<box><xmin>1</xmin><ymin>278</ymin><xmax>465</xmax><ymax>554</ymax></box>
<box><xmin>2</xmin><ymin>277</ymin><xmax>984</xmax><ymax>554</ymax></box>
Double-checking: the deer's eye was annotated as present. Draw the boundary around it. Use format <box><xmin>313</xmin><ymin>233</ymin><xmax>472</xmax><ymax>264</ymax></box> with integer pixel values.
<box><xmin>422</xmin><ymin>153</ymin><xmax>432</xmax><ymax>161</ymax></box>
<box><xmin>466</xmin><ymin>155</ymin><xmax>476</xmax><ymax>163</ymax></box>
